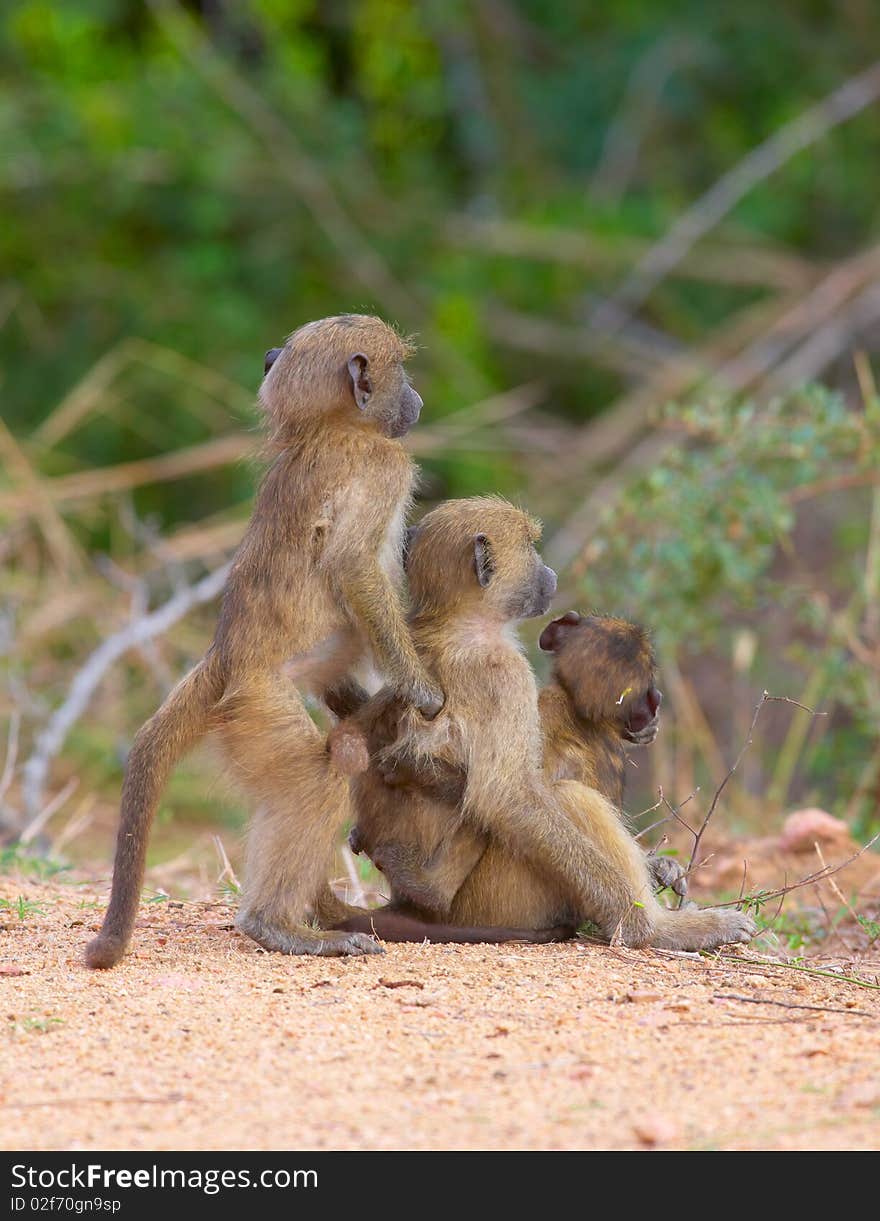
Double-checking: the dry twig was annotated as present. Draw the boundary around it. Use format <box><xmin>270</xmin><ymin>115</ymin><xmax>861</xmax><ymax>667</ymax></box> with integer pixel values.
<box><xmin>592</xmin><ymin>59</ymin><xmax>880</xmax><ymax>331</ymax></box>
<box><xmin>713</xmin><ymin>992</ymin><xmax>873</xmax><ymax>1018</ymax></box>
<box><xmin>681</xmin><ymin>692</ymin><xmax>826</xmax><ymax>891</ymax></box>
<box><xmin>21</xmin><ymin>562</ymin><xmax>230</xmax><ymax>818</ymax></box>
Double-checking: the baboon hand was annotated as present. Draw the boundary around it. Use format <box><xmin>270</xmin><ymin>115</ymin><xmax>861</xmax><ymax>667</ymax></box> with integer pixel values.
<box><xmin>647</xmin><ymin>853</ymin><xmax>688</xmax><ymax>896</ymax></box>
<box><xmin>336</xmin><ymin>931</ymin><xmax>385</xmax><ymax>956</ymax></box>
<box><xmin>399</xmin><ymin>679</ymin><xmax>444</xmax><ymax>721</ymax></box>
<box><xmin>376</xmin><ymin>757</ymin><xmax>420</xmax><ymax>788</ymax></box>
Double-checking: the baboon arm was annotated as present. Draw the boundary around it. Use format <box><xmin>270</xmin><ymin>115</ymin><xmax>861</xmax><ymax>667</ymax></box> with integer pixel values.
<box><xmin>338</xmin><ymin>564</ymin><xmax>439</xmax><ymax>705</ymax></box>
<box><xmin>463</xmin><ymin>771</ymin><xmax>643</xmax><ymax>919</ymax></box>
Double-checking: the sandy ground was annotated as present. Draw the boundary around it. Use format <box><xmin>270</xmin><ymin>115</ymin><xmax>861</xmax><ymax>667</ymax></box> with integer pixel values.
<box><xmin>2</xmin><ymin>873</ymin><xmax>879</xmax><ymax>1152</ymax></box>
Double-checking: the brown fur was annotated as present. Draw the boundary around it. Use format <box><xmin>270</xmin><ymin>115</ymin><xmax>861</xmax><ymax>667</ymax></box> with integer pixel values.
<box><xmin>339</xmin><ymin>613</ymin><xmax>679</xmax><ymax>925</ymax></box>
<box><xmin>334</xmin><ymin>501</ymin><xmax>755</xmax><ymax>951</ymax></box>
<box><xmin>539</xmin><ymin>611</ymin><xmax>661</xmax><ymax>793</ymax></box>
<box><xmin>85</xmin><ymin>315</ymin><xmax>441</xmax><ymax>969</ymax></box>
<box><xmin>343</xmin><ymin>613</ymin><xmax>671</xmax><ymax>906</ymax></box>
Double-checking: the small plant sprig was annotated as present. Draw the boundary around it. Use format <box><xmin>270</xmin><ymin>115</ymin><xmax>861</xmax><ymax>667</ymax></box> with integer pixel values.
<box><xmin>0</xmin><ymin>896</ymin><xmax>46</xmax><ymax>921</ymax></box>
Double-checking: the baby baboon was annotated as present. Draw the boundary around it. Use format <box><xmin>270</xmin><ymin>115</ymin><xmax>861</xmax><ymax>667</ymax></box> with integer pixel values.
<box><xmin>538</xmin><ymin>610</ymin><xmax>662</xmax><ymax>795</ymax></box>
<box><xmin>537</xmin><ymin>611</ymin><xmax>684</xmax><ymax>894</ymax></box>
<box><xmin>86</xmin><ymin>315</ymin><xmax>442</xmax><ymax>969</ymax></box>
<box><xmin>340</xmin><ymin>610</ymin><xmax>684</xmax><ymax>922</ymax></box>
<box><xmin>332</xmin><ymin>499</ymin><xmax>755</xmax><ymax>951</ymax></box>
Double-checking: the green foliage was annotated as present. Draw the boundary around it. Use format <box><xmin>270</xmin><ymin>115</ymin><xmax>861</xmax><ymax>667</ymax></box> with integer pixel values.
<box><xmin>757</xmin><ymin>907</ymin><xmax>823</xmax><ymax>954</ymax></box>
<box><xmin>2</xmin><ymin>2</ymin><xmax>880</xmax><ymax>851</ymax></box>
<box><xmin>0</xmin><ymin>895</ymin><xmax>46</xmax><ymax>920</ymax></box>
<box><xmin>0</xmin><ymin>846</ymin><xmax>69</xmax><ymax>881</ymax></box>
<box><xmin>13</xmin><ymin>1017</ymin><xmax>65</xmax><ymax>1035</ymax></box>
<box><xmin>581</xmin><ymin>388</ymin><xmax>875</xmax><ymax>646</ymax></box>
<box><xmin>581</xmin><ymin>388</ymin><xmax>880</xmax><ymax>817</ymax></box>
<box><xmin>4</xmin><ymin>0</ymin><xmax>880</xmax><ymax>500</ymax></box>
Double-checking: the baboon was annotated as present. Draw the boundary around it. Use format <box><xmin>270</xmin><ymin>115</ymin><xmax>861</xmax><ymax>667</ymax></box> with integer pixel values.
<box><xmin>331</xmin><ymin>498</ymin><xmax>755</xmax><ymax>950</ymax></box>
<box><xmin>536</xmin><ymin>611</ymin><xmax>684</xmax><ymax>895</ymax></box>
<box><xmin>341</xmin><ymin>611</ymin><xmax>685</xmax><ymax>917</ymax></box>
<box><xmin>538</xmin><ymin>610</ymin><xmax>663</xmax><ymax>794</ymax></box>
<box><xmin>86</xmin><ymin>314</ymin><xmax>443</xmax><ymax>969</ymax></box>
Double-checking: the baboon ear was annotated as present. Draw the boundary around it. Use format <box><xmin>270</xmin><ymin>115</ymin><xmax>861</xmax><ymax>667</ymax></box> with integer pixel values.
<box><xmin>264</xmin><ymin>347</ymin><xmax>283</xmax><ymax>375</ymax></box>
<box><xmin>539</xmin><ymin>610</ymin><xmax>582</xmax><ymax>652</ymax></box>
<box><xmin>402</xmin><ymin>525</ymin><xmax>420</xmax><ymax>570</ymax></box>
<box><xmin>347</xmin><ymin>353</ymin><xmax>372</xmax><ymax>410</ymax></box>
<box><xmin>473</xmin><ymin>533</ymin><xmax>494</xmax><ymax>588</ymax></box>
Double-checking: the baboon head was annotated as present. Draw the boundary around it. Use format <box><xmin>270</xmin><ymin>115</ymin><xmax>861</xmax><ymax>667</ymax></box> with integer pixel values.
<box><xmin>540</xmin><ymin>612</ymin><xmax>661</xmax><ymax>742</ymax></box>
<box><xmin>260</xmin><ymin>314</ymin><xmax>422</xmax><ymax>444</ymax></box>
<box><xmin>407</xmin><ymin>497</ymin><xmax>557</xmax><ymax>622</ymax></box>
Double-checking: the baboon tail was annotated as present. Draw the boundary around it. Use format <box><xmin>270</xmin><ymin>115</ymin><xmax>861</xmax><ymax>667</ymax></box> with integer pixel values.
<box><xmin>85</xmin><ymin>655</ymin><xmax>223</xmax><ymax>969</ymax></box>
<box><xmin>335</xmin><ymin>910</ymin><xmax>574</xmax><ymax>945</ymax></box>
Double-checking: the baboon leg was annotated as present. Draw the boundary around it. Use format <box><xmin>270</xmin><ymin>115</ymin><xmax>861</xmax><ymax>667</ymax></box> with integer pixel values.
<box><xmin>85</xmin><ymin>656</ymin><xmax>223</xmax><ymax>969</ymax></box>
<box><xmin>219</xmin><ymin>671</ymin><xmax>382</xmax><ymax>957</ymax></box>
<box><xmin>476</xmin><ymin>780</ymin><xmax>661</xmax><ymax>945</ymax></box>
<box><xmin>551</xmin><ymin>782</ymin><xmax>755</xmax><ymax>949</ymax></box>
<box><xmin>456</xmin><ymin>781</ymin><xmax>755</xmax><ymax>951</ymax></box>
<box><xmin>649</xmin><ymin>905</ymin><xmax>756</xmax><ymax>950</ymax></box>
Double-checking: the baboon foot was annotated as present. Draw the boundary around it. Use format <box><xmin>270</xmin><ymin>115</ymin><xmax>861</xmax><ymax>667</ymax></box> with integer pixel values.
<box><xmin>235</xmin><ymin>911</ymin><xmax>384</xmax><ymax>957</ymax></box>
<box><xmin>652</xmin><ymin>906</ymin><xmax>757</xmax><ymax>952</ymax></box>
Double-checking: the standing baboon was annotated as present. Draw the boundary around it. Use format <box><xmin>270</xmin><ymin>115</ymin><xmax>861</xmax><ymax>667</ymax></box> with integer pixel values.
<box><xmin>86</xmin><ymin>315</ymin><xmax>442</xmax><ymax>968</ymax></box>
<box><xmin>332</xmin><ymin>499</ymin><xmax>755</xmax><ymax>950</ymax></box>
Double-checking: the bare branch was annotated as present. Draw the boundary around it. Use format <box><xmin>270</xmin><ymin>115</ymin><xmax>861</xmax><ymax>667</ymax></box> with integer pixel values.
<box><xmin>721</xmin><ymin>831</ymin><xmax>880</xmax><ymax>911</ymax></box>
<box><xmin>19</xmin><ymin>778</ymin><xmax>79</xmax><ymax>845</ymax></box>
<box><xmin>681</xmin><ymin>691</ymin><xmax>826</xmax><ymax>888</ymax></box>
<box><xmin>0</xmin><ymin>434</ymin><xmax>253</xmax><ymax>517</ymax></box>
<box><xmin>659</xmin><ymin>784</ymin><xmax>699</xmax><ymax>839</ymax></box>
<box><xmin>341</xmin><ymin>844</ymin><xmax>367</xmax><ymax>909</ymax></box>
<box><xmin>788</xmin><ymin>469</ymin><xmax>880</xmax><ymax>506</ymax></box>
<box><xmin>21</xmin><ymin>563</ymin><xmax>230</xmax><ymax>818</ymax></box>
<box><xmin>592</xmin><ymin>59</ymin><xmax>880</xmax><ymax>332</ymax></box>
<box><xmin>713</xmin><ymin>993</ymin><xmax>873</xmax><ymax>1019</ymax></box>
<box><xmin>592</xmin><ymin>37</ymin><xmax>702</xmax><ymax>203</ymax></box>
<box><xmin>0</xmin><ymin>710</ymin><xmax>20</xmax><ymax>806</ymax></box>
<box><xmin>447</xmin><ymin>214</ymin><xmax>815</xmax><ymax>290</ymax></box>
<box><xmin>213</xmin><ymin>834</ymin><xmax>241</xmax><ymax>894</ymax></box>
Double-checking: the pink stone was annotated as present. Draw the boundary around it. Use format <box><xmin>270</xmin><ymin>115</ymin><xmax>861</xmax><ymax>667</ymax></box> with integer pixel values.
<box><xmin>779</xmin><ymin>809</ymin><xmax>851</xmax><ymax>854</ymax></box>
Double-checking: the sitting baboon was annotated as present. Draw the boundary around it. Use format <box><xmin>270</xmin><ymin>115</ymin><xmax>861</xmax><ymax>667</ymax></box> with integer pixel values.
<box><xmin>343</xmin><ymin>611</ymin><xmax>685</xmax><ymax>916</ymax></box>
<box><xmin>331</xmin><ymin>499</ymin><xmax>755</xmax><ymax>951</ymax></box>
